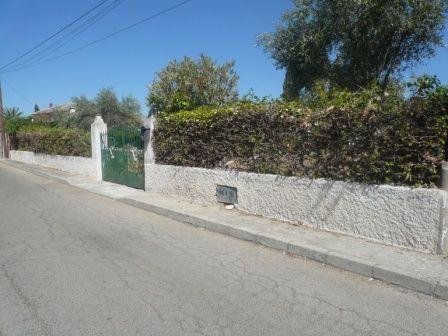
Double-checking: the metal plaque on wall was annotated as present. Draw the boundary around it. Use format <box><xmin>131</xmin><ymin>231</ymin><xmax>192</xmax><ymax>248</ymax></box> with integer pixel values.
<box><xmin>216</xmin><ymin>185</ymin><xmax>238</xmax><ymax>204</ymax></box>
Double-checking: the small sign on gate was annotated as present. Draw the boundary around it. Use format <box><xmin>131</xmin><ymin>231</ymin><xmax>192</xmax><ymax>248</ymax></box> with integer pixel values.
<box><xmin>216</xmin><ymin>185</ymin><xmax>238</xmax><ymax>204</ymax></box>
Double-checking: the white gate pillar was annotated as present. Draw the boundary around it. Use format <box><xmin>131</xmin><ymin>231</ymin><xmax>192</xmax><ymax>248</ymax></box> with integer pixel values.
<box><xmin>143</xmin><ymin>115</ymin><xmax>155</xmax><ymax>164</ymax></box>
<box><xmin>91</xmin><ymin>115</ymin><xmax>107</xmax><ymax>181</ymax></box>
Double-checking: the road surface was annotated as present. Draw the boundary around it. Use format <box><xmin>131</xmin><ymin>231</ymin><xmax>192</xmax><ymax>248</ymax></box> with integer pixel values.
<box><xmin>1</xmin><ymin>163</ymin><xmax>447</xmax><ymax>336</ymax></box>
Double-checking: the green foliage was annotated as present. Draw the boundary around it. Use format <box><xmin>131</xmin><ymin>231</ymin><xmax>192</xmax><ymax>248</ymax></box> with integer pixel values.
<box><xmin>6</xmin><ymin>116</ymin><xmax>90</xmax><ymax>157</ymax></box>
<box><xmin>5</xmin><ymin>114</ymin><xmax>34</xmax><ymax>150</ymax></box>
<box><xmin>34</xmin><ymin>104</ymin><xmax>40</xmax><ymax>112</ymax></box>
<box><xmin>5</xmin><ymin>117</ymin><xmax>32</xmax><ymax>135</ymax></box>
<box><xmin>52</xmin><ymin>107</ymin><xmax>77</xmax><ymax>128</ymax></box>
<box><xmin>147</xmin><ymin>54</ymin><xmax>239</xmax><ymax>114</ymax></box>
<box><xmin>300</xmin><ymin>80</ymin><xmax>405</xmax><ymax>111</ymax></box>
<box><xmin>4</xmin><ymin>107</ymin><xmax>22</xmax><ymax>120</ymax></box>
<box><xmin>95</xmin><ymin>88</ymin><xmax>142</xmax><ymax>127</ymax></box>
<box><xmin>61</xmin><ymin>88</ymin><xmax>142</xmax><ymax>131</ymax></box>
<box><xmin>154</xmin><ymin>78</ymin><xmax>448</xmax><ymax>187</ymax></box>
<box><xmin>16</xmin><ymin>125</ymin><xmax>91</xmax><ymax>157</ymax></box>
<box><xmin>259</xmin><ymin>0</ymin><xmax>448</xmax><ymax>98</ymax></box>
<box><xmin>68</xmin><ymin>96</ymin><xmax>97</xmax><ymax>130</ymax></box>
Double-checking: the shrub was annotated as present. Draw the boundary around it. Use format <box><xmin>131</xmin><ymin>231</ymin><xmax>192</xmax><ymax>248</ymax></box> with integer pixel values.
<box><xmin>16</xmin><ymin>125</ymin><xmax>91</xmax><ymax>157</ymax></box>
<box><xmin>5</xmin><ymin>117</ymin><xmax>33</xmax><ymax>136</ymax></box>
<box><xmin>153</xmin><ymin>83</ymin><xmax>448</xmax><ymax>187</ymax></box>
<box><xmin>6</xmin><ymin>118</ymin><xmax>45</xmax><ymax>150</ymax></box>
<box><xmin>147</xmin><ymin>54</ymin><xmax>239</xmax><ymax>114</ymax></box>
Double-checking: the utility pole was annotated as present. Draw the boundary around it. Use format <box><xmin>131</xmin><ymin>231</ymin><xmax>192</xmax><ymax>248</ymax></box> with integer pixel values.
<box><xmin>0</xmin><ymin>81</ymin><xmax>6</xmax><ymax>159</ymax></box>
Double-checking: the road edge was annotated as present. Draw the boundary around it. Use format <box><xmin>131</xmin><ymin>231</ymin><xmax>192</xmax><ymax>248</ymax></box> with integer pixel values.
<box><xmin>2</xmin><ymin>159</ymin><xmax>448</xmax><ymax>301</ymax></box>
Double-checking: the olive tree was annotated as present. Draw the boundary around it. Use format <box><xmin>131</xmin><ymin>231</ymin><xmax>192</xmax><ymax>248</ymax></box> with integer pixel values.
<box><xmin>64</xmin><ymin>88</ymin><xmax>142</xmax><ymax>131</ymax></box>
<box><xmin>259</xmin><ymin>0</ymin><xmax>448</xmax><ymax>98</ymax></box>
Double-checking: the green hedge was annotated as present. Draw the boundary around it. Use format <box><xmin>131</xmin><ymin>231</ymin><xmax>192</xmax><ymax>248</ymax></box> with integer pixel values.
<box><xmin>16</xmin><ymin>125</ymin><xmax>91</xmax><ymax>157</ymax></box>
<box><xmin>154</xmin><ymin>90</ymin><xmax>448</xmax><ymax>187</ymax></box>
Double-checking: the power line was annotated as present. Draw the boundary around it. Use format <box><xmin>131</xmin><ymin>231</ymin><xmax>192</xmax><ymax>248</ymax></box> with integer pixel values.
<box><xmin>0</xmin><ymin>76</ymin><xmax>34</xmax><ymax>105</ymax></box>
<box><xmin>0</xmin><ymin>0</ymin><xmax>194</xmax><ymax>74</ymax></box>
<box><xmin>9</xmin><ymin>0</ymin><xmax>125</xmax><ymax>71</ymax></box>
<box><xmin>0</xmin><ymin>0</ymin><xmax>111</xmax><ymax>72</ymax></box>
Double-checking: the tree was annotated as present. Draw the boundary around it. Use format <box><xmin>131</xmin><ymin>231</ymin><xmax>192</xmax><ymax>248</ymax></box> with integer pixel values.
<box><xmin>147</xmin><ymin>54</ymin><xmax>239</xmax><ymax>114</ymax></box>
<box><xmin>4</xmin><ymin>107</ymin><xmax>22</xmax><ymax>120</ymax></box>
<box><xmin>69</xmin><ymin>96</ymin><xmax>97</xmax><ymax>130</ymax></box>
<box><xmin>34</xmin><ymin>104</ymin><xmax>40</xmax><ymax>112</ymax></box>
<box><xmin>95</xmin><ymin>88</ymin><xmax>142</xmax><ymax>128</ymax></box>
<box><xmin>259</xmin><ymin>0</ymin><xmax>448</xmax><ymax>99</ymax></box>
<box><xmin>68</xmin><ymin>88</ymin><xmax>142</xmax><ymax>131</ymax></box>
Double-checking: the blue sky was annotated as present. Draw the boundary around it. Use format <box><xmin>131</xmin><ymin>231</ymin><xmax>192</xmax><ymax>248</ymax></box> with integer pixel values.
<box><xmin>0</xmin><ymin>0</ymin><xmax>447</xmax><ymax>116</ymax></box>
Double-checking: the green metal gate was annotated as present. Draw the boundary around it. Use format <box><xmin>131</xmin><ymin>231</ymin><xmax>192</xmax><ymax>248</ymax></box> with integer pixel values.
<box><xmin>101</xmin><ymin>127</ymin><xmax>145</xmax><ymax>190</ymax></box>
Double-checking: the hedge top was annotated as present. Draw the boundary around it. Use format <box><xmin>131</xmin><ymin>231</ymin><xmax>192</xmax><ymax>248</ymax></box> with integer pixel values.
<box><xmin>154</xmin><ymin>81</ymin><xmax>448</xmax><ymax>188</ymax></box>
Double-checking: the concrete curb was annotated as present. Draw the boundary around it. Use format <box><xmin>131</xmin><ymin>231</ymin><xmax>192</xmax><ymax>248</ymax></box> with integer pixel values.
<box><xmin>121</xmin><ymin>197</ymin><xmax>261</xmax><ymax>242</ymax></box>
<box><xmin>2</xmin><ymin>160</ymin><xmax>448</xmax><ymax>301</ymax></box>
<box><xmin>19</xmin><ymin>166</ymin><xmax>71</xmax><ymax>186</ymax></box>
<box><xmin>120</xmin><ymin>196</ymin><xmax>448</xmax><ymax>301</ymax></box>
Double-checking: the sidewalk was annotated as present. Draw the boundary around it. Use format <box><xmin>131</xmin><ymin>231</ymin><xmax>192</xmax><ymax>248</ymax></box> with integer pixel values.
<box><xmin>2</xmin><ymin>159</ymin><xmax>448</xmax><ymax>301</ymax></box>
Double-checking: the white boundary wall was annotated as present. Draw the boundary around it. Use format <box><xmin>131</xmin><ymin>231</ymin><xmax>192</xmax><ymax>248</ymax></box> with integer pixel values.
<box><xmin>10</xmin><ymin>150</ymin><xmax>96</xmax><ymax>179</ymax></box>
<box><xmin>146</xmin><ymin>163</ymin><xmax>448</xmax><ymax>255</ymax></box>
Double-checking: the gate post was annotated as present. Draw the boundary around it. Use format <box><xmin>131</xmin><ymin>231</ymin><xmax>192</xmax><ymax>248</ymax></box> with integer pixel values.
<box><xmin>143</xmin><ymin>115</ymin><xmax>155</xmax><ymax>164</ymax></box>
<box><xmin>91</xmin><ymin>115</ymin><xmax>107</xmax><ymax>181</ymax></box>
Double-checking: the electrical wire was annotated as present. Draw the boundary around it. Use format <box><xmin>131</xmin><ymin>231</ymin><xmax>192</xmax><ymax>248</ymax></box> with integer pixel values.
<box><xmin>0</xmin><ymin>0</ymin><xmax>111</xmax><ymax>72</ymax></box>
<box><xmin>0</xmin><ymin>76</ymin><xmax>34</xmax><ymax>105</ymax></box>
<box><xmin>0</xmin><ymin>0</ymin><xmax>194</xmax><ymax>74</ymax></box>
<box><xmin>8</xmin><ymin>0</ymin><xmax>125</xmax><ymax>71</ymax></box>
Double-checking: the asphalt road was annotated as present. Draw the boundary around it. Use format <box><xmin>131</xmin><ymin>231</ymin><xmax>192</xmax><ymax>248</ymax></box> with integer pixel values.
<box><xmin>1</xmin><ymin>163</ymin><xmax>448</xmax><ymax>336</ymax></box>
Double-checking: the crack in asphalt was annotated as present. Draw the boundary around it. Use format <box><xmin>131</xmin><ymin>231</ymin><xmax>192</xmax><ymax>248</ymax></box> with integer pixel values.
<box><xmin>0</xmin><ymin>265</ymin><xmax>51</xmax><ymax>336</ymax></box>
<box><xmin>1</xmin><ymin>164</ymin><xmax>447</xmax><ymax>335</ymax></box>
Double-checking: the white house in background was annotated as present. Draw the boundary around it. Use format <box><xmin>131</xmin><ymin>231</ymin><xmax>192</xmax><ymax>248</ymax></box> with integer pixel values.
<box><xmin>31</xmin><ymin>102</ymin><xmax>76</xmax><ymax>122</ymax></box>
